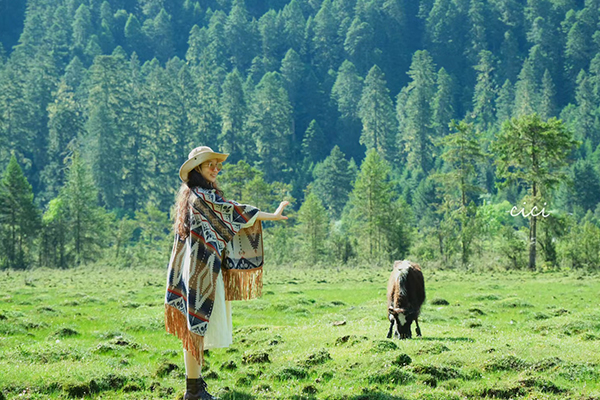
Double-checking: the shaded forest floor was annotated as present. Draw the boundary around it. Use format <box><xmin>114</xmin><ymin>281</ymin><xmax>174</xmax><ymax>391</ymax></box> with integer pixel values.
<box><xmin>1</xmin><ymin>265</ymin><xmax>599</xmax><ymax>399</ymax></box>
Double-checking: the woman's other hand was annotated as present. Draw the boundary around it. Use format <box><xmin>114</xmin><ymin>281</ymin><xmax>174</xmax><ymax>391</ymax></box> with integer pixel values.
<box><xmin>274</xmin><ymin>201</ymin><xmax>290</xmax><ymax>220</ymax></box>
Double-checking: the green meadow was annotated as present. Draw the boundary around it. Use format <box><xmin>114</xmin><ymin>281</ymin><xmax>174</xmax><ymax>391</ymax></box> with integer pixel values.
<box><xmin>1</xmin><ymin>265</ymin><xmax>599</xmax><ymax>400</ymax></box>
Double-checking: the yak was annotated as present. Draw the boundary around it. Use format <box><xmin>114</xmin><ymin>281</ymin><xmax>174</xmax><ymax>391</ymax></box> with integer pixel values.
<box><xmin>387</xmin><ymin>260</ymin><xmax>425</xmax><ymax>339</ymax></box>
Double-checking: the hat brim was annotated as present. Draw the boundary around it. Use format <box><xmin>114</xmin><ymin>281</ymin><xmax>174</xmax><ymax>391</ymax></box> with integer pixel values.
<box><xmin>179</xmin><ymin>152</ymin><xmax>229</xmax><ymax>182</ymax></box>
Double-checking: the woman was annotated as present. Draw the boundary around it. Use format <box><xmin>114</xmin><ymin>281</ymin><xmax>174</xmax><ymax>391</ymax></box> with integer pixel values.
<box><xmin>165</xmin><ymin>146</ymin><xmax>289</xmax><ymax>400</ymax></box>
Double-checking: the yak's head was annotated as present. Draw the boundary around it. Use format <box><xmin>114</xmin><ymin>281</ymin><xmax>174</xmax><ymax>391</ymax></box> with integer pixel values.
<box><xmin>388</xmin><ymin>306</ymin><xmax>413</xmax><ymax>339</ymax></box>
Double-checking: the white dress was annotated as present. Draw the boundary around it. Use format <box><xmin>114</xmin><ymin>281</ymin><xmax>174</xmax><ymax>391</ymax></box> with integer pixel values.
<box><xmin>202</xmin><ymin>212</ymin><xmax>258</xmax><ymax>349</ymax></box>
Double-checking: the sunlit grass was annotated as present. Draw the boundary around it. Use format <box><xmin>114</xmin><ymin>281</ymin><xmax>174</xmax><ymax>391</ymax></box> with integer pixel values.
<box><xmin>0</xmin><ymin>265</ymin><xmax>599</xmax><ymax>399</ymax></box>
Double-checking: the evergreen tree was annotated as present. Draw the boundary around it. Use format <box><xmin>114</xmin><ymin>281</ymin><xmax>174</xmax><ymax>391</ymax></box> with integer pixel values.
<box><xmin>282</xmin><ymin>0</ymin><xmax>306</xmax><ymax>54</ymax></box>
<box><xmin>574</xmin><ymin>70</ymin><xmax>600</xmax><ymax>149</ymax></box>
<box><xmin>40</xmin><ymin>197</ymin><xmax>68</xmax><ymax>268</ymax></box>
<box><xmin>472</xmin><ymin>50</ymin><xmax>497</xmax><ymax>132</ymax></box>
<box><xmin>491</xmin><ymin>114</ymin><xmax>580</xmax><ymax>270</ymax></box>
<box><xmin>572</xmin><ymin>159</ymin><xmax>600</xmax><ymax>212</ymax></box>
<box><xmin>60</xmin><ymin>150</ymin><xmax>108</xmax><ymax>265</ymax></box>
<box><xmin>301</xmin><ymin>119</ymin><xmax>327</xmax><ymax>164</ymax></box>
<box><xmin>432</xmin><ymin>67</ymin><xmax>455</xmax><ymax>139</ymax></box>
<box><xmin>0</xmin><ymin>154</ymin><xmax>39</xmax><ymax>269</ymax></box>
<box><xmin>312</xmin><ymin>145</ymin><xmax>356</xmax><ymax>219</ymax></box>
<box><xmin>539</xmin><ymin>69</ymin><xmax>557</xmax><ymax>120</ymax></box>
<box><xmin>296</xmin><ymin>191</ymin><xmax>330</xmax><ymax>264</ymax></box>
<box><xmin>358</xmin><ymin>65</ymin><xmax>397</xmax><ymax>164</ymax></box>
<box><xmin>219</xmin><ymin>69</ymin><xmax>248</xmax><ymax>161</ymax></box>
<box><xmin>246</xmin><ymin>72</ymin><xmax>293</xmax><ymax>182</ymax></box>
<box><xmin>397</xmin><ymin>50</ymin><xmax>437</xmax><ymax>173</ymax></box>
<box><xmin>41</xmin><ymin>79</ymin><xmax>84</xmax><ymax>202</ymax></box>
<box><xmin>310</xmin><ymin>0</ymin><xmax>341</xmax><ymax>77</ymax></box>
<box><xmin>225</xmin><ymin>0</ymin><xmax>257</xmax><ymax>70</ymax></box>
<box><xmin>345</xmin><ymin>148</ymin><xmax>395</xmax><ymax>264</ymax></box>
<box><xmin>434</xmin><ymin>120</ymin><xmax>485</xmax><ymax>266</ymax></box>
<box><xmin>331</xmin><ymin>60</ymin><xmax>363</xmax><ymax>160</ymax></box>
<box><xmin>344</xmin><ymin>16</ymin><xmax>376</xmax><ymax>74</ymax></box>
<box><xmin>72</xmin><ymin>4</ymin><xmax>92</xmax><ymax>56</ymax></box>
<box><xmin>513</xmin><ymin>57</ymin><xmax>539</xmax><ymax>117</ymax></box>
<box><xmin>496</xmin><ymin>79</ymin><xmax>514</xmax><ymax>124</ymax></box>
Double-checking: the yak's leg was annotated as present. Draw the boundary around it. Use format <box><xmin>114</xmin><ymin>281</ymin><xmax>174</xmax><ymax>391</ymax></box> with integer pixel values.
<box><xmin>387</xmin><ymin>319</ymin><xmax>394</xmax><ymax>339</ymax></box>
<box><xmin>415</xmin><ymin>318</ymin><xmax>422</xmax><ymax>337</ymax></box>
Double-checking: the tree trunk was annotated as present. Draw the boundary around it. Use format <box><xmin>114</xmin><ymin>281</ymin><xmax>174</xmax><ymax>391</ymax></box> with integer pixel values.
<box><xmin>529</xmin><ymin>183</ymin><xmax>537</xmax><ymax>271</ymax></box>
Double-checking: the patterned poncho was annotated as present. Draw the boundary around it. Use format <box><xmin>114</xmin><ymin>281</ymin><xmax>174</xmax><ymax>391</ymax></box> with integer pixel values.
<box><xmin>164</xmin><ymin>187</ymin><xmax>263</xmax><ymax>363</ymax></box>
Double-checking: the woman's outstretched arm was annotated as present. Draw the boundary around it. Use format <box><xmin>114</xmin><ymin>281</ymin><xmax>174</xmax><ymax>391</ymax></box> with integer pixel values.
<box><xmin>256</xmin><ymin>201</ymin><xmax>290</xmax><ymax>221</ymax></box>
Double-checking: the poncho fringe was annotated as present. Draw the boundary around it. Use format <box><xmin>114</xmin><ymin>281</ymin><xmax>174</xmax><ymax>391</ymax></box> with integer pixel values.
<box><xmin>165</xmin><ymin>303</ymin><xmax>205</xmax><ymax>365</ymax></box>
<box><xmin>223</xmin><ymin>267</ymin><xmax>263</xmax><ymax>301</ymax></box>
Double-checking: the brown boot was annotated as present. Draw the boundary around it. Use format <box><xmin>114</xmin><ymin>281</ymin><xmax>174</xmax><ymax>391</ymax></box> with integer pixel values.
<box><xmin>184</xmin><ymin>375</ymin><xmax>219</xmax><ymax>400</ymax></box>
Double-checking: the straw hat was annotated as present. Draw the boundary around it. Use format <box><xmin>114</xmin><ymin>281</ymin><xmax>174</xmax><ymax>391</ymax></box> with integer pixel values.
<box><xmin>179</xmin><ymin>146</ymin><xmax>229</xmax><ymax>182</ymax></box>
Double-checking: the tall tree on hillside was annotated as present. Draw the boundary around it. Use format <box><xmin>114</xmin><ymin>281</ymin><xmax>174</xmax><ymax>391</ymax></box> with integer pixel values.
<box><xmin>331</xmin><ymin>60</ymin><xmax>363</xmax><ymax>160</ymax></box>
<box><xmin>220</xmin><ymin>69</ymin><xmax>248</xmax><ymax>162</ymax></box>
<box><xmin>282</xmin><ymin>0</ymin><xmax>306</xmax><ymax>54</ymax></box>
<box><xmin>539</xmin><ymin>69</ymin><xmax>557</xmax><ymax>120</ymax></box>
<box><xmin>358</xmin><ymin>65</ymin><xmax>397</xmax><ymax>164</ymax></box>
<box><xmin>344</xmin><ymin>16</ymin><xmax>376</xmax><ymax>74</ymax></box>
<box><xmin>312</xmin><ymin>145</ymin><xmax>357</xmax><ymax>219</ymax></box>
<box><xmin>296</xmin><ymin>191</ymin><xmax>330</xmax><ymax>264</ymax></box>
<box><xmin>513</xmin><ymin>57</ymin><xmax>539</xmax><ymax>117</ymax></box>
<box><xmin>60</xmin><ymin>150</ymin><xmax>108</xmax><ymax>265</ymax></box>
<box><xmin>0</xmin><ymin>154</ymin><xmax>39</xmax><ymax>269</ymax></box>
<box><xmin>434</xmin><ymin>120</ymin><xmax>485</xmax><ymax>267</ymax></box>
<box><xmin>492</xmin><ymin>114</ymin><xmax>579</xmax><ymax>270</ymax></box>
<box><xmin>496</xmin><ymin>79</ymin><xmax>514</xmax><ymax>124</ymax></box>
<box><xmin>72</xmin><ymin>4</ymin><xmax>92</xmax><ymax>57</ymax></box>
<box><xmin>572</xmin><ymin>159</ymin><xmax>600</xmax><ymax>212</ymax></box>
<box><xmin>41</xmin><ymin>79</ymin><xmax>84</xmax><ymax>202</ymax></box>
<box><xmin>397</xmin><ymin>50</ymin><xmax>437</xmax><ymax>173</ymax></box>
<box><xmin>246</xmin><ymin>72</ymin><xmax>293</xmax><ymax>182</ymax></box>
<box><xmin>432</xmin><ymin>67</ymin><xmax>455</xmax><ymax>139</ymax></box>
<box><xmin>345</xmin><ymin>149</ymin><xmax>396</xmax><ymax>264</ymax></box>
<box><xmin>471</xmin><ymin>50</ymin><xmax>497</xmax><ymax>132</ymax></box>
<box><xmin>225</xmin><ymin>0</ymin><xmax>257</xmax><ymax>71</ymax></box>
<box><xmin>310</xmin><ymin>0</ymin><xmax>341</xmax><ymax>76</ymax></box>
<box><xmin>86</xmin><ymin>53</ymin><xmax>134</xmax><ymax>209</ymax></box>
<box><xmin>574</xmin><ymin>70</ymin><xmax>600</xmax><ymax>149</ymax></box>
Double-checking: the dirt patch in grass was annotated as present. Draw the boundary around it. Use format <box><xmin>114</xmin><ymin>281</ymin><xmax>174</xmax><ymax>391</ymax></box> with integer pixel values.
<box><xmin>532</xmin><ymin>357</ymin><xmax>563</xmax><ymax>371</ymax></box>
<box><xmin>431</xmin><ymin>298</ymin><xmax>449</xmax><ymax>305</ymax></box>
<box><xmin>498</xmin><ymin>298</ymin><xmax>533</xmax><ymax>308</ymax></box>
<box><xmin>221</xmin><ymin>360</ymin><xmax>238</xmax><ymax>370</ymax></box>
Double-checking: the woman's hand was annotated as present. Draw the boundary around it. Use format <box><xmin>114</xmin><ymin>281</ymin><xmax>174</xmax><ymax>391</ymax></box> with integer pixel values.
<box><xmin>274</xmin><ymin>201</ymin><xmax>290</xmax><ymax>220</ymax></box>
<box><xmin>256</xmin><ymin>201</ymin><xmax>290</xmax><ymax>221</ymax></box>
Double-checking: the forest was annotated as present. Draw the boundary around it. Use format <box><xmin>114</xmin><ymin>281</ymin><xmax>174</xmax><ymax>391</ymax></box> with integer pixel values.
<box><xmin>1</xmin><ymin>0</ymin><xmax>600</xmax><ymax>271</ymax></box>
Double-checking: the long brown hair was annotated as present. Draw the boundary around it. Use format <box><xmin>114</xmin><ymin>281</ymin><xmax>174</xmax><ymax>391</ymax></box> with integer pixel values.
<box><xmin>173</xmin><ymin>168</ymin><xmax>223</xmax><ymax>238</ymax></box>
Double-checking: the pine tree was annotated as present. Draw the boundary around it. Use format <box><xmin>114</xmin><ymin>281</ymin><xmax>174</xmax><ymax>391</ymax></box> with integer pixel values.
<box><xmin>331</xmin><ymin>60</ymin><xmax>363</xmax><ymax>160</ymax></box>
<box><xmin>60</xmin><ymin>150</ymin><xmax>108</xmax><ymax>265</ymax></box>
<box><xmin>246</xmin><ymin>72</ymin><xmax>293</xmax><ymax>182</ymax></box>
<box><xmin>345</xmin><ymin>149</ymin><xmax>395</xmax><ymax>263</ymax></box>
<box><xmin>358</xmin><ymin>65</ymin><xmax>397</xmax><ymax>164</ymax></box>
<box><xmin>496</xmin><ymin>79</ymin><xmax>514</xmax><ymax>123</ymax></box>
<box><xmin>312</xmin><ymin>145</ymin><xmax>356</xmax><ymax>219</ymax></box>
<box><xmin>282</xmin><ymin>0</ymin><xmax>306</xmax><ymax>54</ymax></box>
<box><xmin>397</xmin><ymin>50</ymin><xmax>437</xmax><ymax>173</ymax></box>
<box><xmin>0</xmin><ymin>154</ymin><xmax>39</xmax><ymax>269</ymax></box>
<box><xmin>296</xmin><ymin>191</ymin><xmax>330</xmax><ymax>264</ymax></box>
<box><xmin>539</xmin><ymin>69</ymin><xmax>556</xmax><ymax>120</ymax></box>
<box><xmin>344</xmin><ymin>16</ymin><xmax>376</xmax><ymax>74</ymax></box>
<box><xmin>310</xmin><ymin>0</ymin><xmax>341</xmax><ymax>77</ymax></box>
<box><xmin>513</xmin><ymin>58</ymin><xmax>539</xmax><ymax>117</ymax></box>
<box><xmin>302</xmin><ymin>120</ymin><xmax>327</xmax><ymax>164</ymax></box>
<box><xmin>434</xmin><ymin>120</ymin><xmax>485</xmax><ymax>266</ymax></box>
<box><xmin>432</xmin><ymin>67</ymin><xmax>455</xmax><ymax>139</ymax></box>
<box><xmin>492</xmin><ymin>114</ymin><xmax>580</xmax><ymax>270</ymax></box>
<box><xmin>472</xmin><ymin>50</ymin><xmax>496</xmax><ymax>132</ymax></box>
<box><xmin>220</xmin><ymin>69</ymin><xmax>248</xmax><ymax>161</ymax></box>
<box><xmin>72</xmin><ymin>4</ymin><xmax>92</xmax><ymax>56</ymax></box>
<box><xmin>41</xmin><ymin>79</ymin><xmax>84</xmax><ymax>202</ymax></box>
<box><xmin>225</xmin><ymin>0</ymin><xmax>257</xmax><ymax>70</ymax></box>
<box><xmin>572</xmin><ymin>159</ymin><xmax>600</xmax><ymax>212</ymax></box>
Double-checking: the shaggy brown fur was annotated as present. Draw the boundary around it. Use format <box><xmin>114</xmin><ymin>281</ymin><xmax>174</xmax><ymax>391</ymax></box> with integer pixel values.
<box><xmin>386</xmin><ymin>260</ymin><xmax>425</xmax><ymax>339</ymax></box>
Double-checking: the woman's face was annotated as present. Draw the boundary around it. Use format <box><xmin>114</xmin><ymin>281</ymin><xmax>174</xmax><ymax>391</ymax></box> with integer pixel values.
<box><xmin>198</xmin><ymin>158</ymin><xmax>222</xmax><ymax>183</ymax></box>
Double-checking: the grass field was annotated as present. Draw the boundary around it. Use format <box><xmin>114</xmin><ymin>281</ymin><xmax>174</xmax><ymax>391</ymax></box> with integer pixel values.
<box><xmin>1</xmin><ymin>264</ymin><xmax>599</xmax><ymax>400</ymax></box>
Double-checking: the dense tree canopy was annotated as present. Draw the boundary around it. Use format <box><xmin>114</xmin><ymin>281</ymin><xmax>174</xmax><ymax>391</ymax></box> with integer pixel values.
<box><xmin>0</xmin><ymin>0</ymin><xmax>599</xmax><ymax>270</ymax></box>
